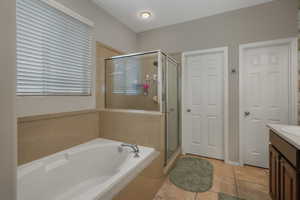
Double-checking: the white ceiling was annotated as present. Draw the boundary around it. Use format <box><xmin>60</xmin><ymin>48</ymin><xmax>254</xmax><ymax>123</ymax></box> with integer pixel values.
<box><xmin>92</xmin><ymin>0</ymin><xmax>272</xmax><ymax>33</ymax></box>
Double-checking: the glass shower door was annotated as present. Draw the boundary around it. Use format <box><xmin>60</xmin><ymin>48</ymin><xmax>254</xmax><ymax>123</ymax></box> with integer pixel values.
<box><xmin>166</xmin><ymin>58</ymin><xmax>179</xmax><ymax>162</ymax></box>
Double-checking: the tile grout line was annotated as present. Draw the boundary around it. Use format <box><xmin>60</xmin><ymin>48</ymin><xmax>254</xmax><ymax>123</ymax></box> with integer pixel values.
<box><xmin>232</xmin><ymin>166</ymin><xmax>239</xmax><ymax>197</ymax></box>
<box><xmin>236</xmin><ymin>178</ymin><xmax>269</xmax><ymax>187</ymax></box>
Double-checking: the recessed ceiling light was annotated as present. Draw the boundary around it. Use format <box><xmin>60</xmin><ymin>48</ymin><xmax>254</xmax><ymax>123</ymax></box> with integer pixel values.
<box><xmin>139</xmin><ymin>11</ymin><xmax>152</xmax><ymax>20</ymax></box>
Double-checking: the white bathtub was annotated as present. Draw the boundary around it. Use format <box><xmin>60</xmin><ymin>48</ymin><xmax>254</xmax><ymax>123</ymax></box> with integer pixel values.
<box><xmin>18</xmin><ymin>138</ymin><xmax>159</xmax><ymax>200</ymax></box>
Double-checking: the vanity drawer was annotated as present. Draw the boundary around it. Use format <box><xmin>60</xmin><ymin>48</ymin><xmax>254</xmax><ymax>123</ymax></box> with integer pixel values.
<box><xmin>270</xmin><ymin>130</ymin><xmax>300</xmax><ymax>170</ymax></box>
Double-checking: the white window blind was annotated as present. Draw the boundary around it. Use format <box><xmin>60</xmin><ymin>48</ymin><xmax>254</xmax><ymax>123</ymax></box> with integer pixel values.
<box><xmin>16</xmin><ymin>0</ymin><xmax>93</xmax><ymax>96</ymax></box>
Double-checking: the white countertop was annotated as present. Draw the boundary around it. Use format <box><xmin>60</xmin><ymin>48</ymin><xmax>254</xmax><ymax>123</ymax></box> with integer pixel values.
<box><xmin>267</xmin><ymin>124</ymin><xmax>300</xmax><ymax>150</ymax></box>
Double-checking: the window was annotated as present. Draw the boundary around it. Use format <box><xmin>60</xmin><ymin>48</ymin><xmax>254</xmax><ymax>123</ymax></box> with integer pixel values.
<box><xmin>111</xmin><ymin>58</ymin><xmax>141</xmax><ymax>95</ymax></box>
<box><xmin>16</xmin><ymin>0</ymin><xmax>93</xmax><ymax>96</ymax></box>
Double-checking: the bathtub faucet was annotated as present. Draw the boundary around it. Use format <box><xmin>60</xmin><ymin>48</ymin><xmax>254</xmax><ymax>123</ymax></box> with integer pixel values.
<box><xmin>119</xmin><ymin>143</ymin><xmax>140</xmax><ymax>158</ymax></box>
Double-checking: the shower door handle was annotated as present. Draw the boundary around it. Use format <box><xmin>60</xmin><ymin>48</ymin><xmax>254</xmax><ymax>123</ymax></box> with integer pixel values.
<box><xmin>169</xmin><ymin>108</ymin><xmax>175</xmax><ymax>112</ymax></box>
<box><xmin>186</xmin><ymin>109</ymin><xmax>192</xmax><ymax>113</ymax></box>
<box><xmin>166</xmin><ymin>108</ymin><xmax>175</xmax><ymax>113</ymax></box>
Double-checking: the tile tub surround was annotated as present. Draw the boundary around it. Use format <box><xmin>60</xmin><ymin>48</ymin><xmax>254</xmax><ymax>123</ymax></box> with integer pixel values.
<box><xmin>18</xmin><ymin>108</ymin><xmax>175</xmax><ymax>199</ymax></box>
<box><xmin>99</xmin><ymin>109</ymin><xmax>181</xmax><ymax>199</ymax></box>
<box><xmin>114</xmin><ymin>149</ymin><xmax>181</xmax><ymax>200</ymax></box>
<box><xmin>99</xmin><ymin>109</ymin><xmax>165</xmax><ymax>177</ymax></box>
<box><xmin>18</xmin><ymin>110</ymin><xmax>100</xmax><ymax>165</ymax></box>
<box><xmin>154</xmin><ymin>156</ymin><xmax>270</xmax><ymax>200</ymax></box>
<box><xmin>113</xmin><ymin>162</ymin><xmax>166</xmax><ymax>200</ymax></box>
<box><xmin>99</xmin><ymin>110</ymin><xmax>165</xmax><ymax>153</ymax></box>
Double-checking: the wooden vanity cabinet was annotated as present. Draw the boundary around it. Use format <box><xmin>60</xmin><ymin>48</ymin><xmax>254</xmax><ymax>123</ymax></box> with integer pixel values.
<box><xmin>280</xmin><ymin>158</ymin><xmax>298</xmax><ymax>200</ymax></box>
<box><xmin>269</xmin><ymin>130</ymin><xmax>300</xmax><ymax>200</ymax></box>
<box><xmin>270</xmin><ymin>145</ymin><xmax>280</xmax><ymax>200</ymax></box>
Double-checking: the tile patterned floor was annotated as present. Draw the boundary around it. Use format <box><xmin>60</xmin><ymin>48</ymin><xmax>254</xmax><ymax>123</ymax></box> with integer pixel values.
<box><xmin>153</xmin><ymin>156</ymin><xmax>271</xmax><ymax>200</ymax></box>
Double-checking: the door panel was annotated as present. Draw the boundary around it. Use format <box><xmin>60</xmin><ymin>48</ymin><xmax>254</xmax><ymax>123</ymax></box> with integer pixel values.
<box><xmin>191</xmin><ymin>78</ymin><xmax>202</xmax><ymax>104</ymax></box>
<box><xmin>208</xmin><ymin>116</ymin><xmax>218</xmax><ymax>150</ymax></box>
<box><xmin>191</xmin><ymin>115</ymin><xmax>202</xmax><ymax>144</ymax></box>
<box><xmin>242</xmin><ymin>45</ymin><xmax>289</xmax><ymax>168</ymax></box>
<box><xmin>184</xmin><ymin>50</ymin><xmax>225</xmax><ymax>160</ymax></box>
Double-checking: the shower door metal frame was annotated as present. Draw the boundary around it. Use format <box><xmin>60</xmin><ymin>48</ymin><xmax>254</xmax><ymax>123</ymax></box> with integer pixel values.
<box><xmin>158</xmin><ymin>52</ymin><xmax>163</xmax><ymax>113</ymax></box>
<box><xmin>105</xmin><ymin>50</ymin><xmax>164</xmax><ymax>113</ymax></box>
<box><xmin>104</xmin><ymin>50</ymin><xmax>180</xmax><ymax>165</ymax></box>
<box><xmin>164</xmin><ymin>55</ymin><xmax>180</xmax><ymax>165</ymax></box>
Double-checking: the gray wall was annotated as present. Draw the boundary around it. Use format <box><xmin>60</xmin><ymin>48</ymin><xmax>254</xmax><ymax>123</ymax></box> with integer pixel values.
<box><xmin>137</xmin><ymin>0</ymin><xmax>297</xmax><ymax>53</ymax></box>
<box><xmin>57</xmin><ymin>0</ymin><xmax>137</xmax><ymax>53</ymax></box>
<box><xmin>137</xmin><ymin>0</ymin><xmax>298</xmax><ymax>162</ymax></box>
<box><xmin>0</xmin><ymin>0</ymin><xmax>17</xmax><ymax>199</ymax></box>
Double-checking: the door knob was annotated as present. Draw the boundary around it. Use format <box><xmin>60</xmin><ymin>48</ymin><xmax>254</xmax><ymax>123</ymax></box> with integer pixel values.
<box><xmin>244</xmin><ymin>111</ymin><xmax>250</xmax><ymax>116</ymax></box>
<box><xmin>186</xmin><ymin>109</ymin><xmax>192</xmax><ymax>113</ymax></box>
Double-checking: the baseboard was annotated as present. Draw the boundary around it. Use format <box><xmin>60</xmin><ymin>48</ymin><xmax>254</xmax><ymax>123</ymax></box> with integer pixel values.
<box><xmin>225</xmin><ymin>160</ymin><xmax>241</xmax><ymax>166</ymax></box>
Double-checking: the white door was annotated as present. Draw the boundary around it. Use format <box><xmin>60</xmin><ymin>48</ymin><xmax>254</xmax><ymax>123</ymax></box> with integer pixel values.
<box><xmin>183</xmin><ymin>48</ymin><xmax>227</xmax><ymax>160</ymax></box>
<box><xmin>240</xmin><ymin>42</ymin><xmax>291</xmax><ymax>168</ymax></box>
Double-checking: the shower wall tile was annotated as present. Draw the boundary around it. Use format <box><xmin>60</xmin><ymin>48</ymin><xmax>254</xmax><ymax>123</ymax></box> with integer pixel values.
<box><xmin>96</xmin><ymin>42</ymin><xmax>122</xmax><ymax>110</ymax></box>
<box><xmin>99</xmin><ymin>110</ymin><xmax>165</xmax><ymax>152</ymax></box>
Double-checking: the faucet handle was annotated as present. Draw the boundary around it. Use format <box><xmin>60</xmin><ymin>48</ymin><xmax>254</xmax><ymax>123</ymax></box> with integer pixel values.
<box><xmin>133</xmin><ymin>145</ymin><xmax>140</xmax><ymax>158</ymax></box>
<box><xmin>134</xmin><ymin>144</ymin><xmax>139</xmax><ymax>152</ymax></box>
<box><xmin>119</xmin><ymin>143</ymin><xmax>140</xmax><ymax>157</ymax></box>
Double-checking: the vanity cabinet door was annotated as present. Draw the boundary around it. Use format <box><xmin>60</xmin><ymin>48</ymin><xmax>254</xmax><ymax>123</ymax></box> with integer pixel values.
<box><xmin>280</xmin><ymin>158</ymin><xmax>298</xmax><ymax>200</ymax></box>
<box><xmin>270</xmin><ymin>145</ymin><xmax>280</xmax><ymax>200</ymax></box>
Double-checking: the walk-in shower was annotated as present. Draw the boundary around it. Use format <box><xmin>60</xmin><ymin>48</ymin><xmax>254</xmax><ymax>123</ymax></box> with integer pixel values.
<box><xmin>105</xmin><ymin>50</ymin><xmax>180</xmax><ymax>164</ymax></box>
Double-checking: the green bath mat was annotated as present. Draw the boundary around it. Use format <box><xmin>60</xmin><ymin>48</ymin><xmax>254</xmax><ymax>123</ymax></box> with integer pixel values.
<box><xmin>219</xmin><ymin>193</ymin><xmax>245</xmax><ymax>200</ymax></box>
<box><xmin>169</xmin><ymin>157</ymin><xmax>213</xmax><ymax>192</ymax></box>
